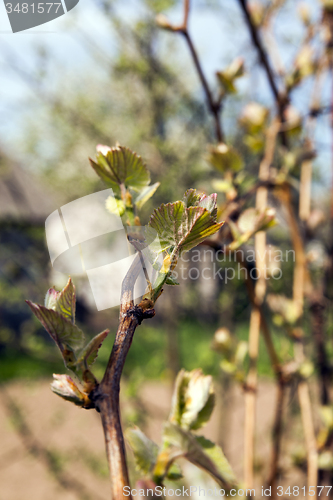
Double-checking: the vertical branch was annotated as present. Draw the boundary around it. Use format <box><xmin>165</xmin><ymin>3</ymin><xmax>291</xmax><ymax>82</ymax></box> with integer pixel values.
<box><xmin>244</xmin><ymin>120</ymin><xmax>280</xmax><ymax>488</ymax></box>
<box><xmin>282</xmin><ymin>191</ymin><xmax>318</xmax><ymax>496</ymax></box>
<box><xmin>92</xmin><ymin>256</ymin><xmax>154</xmax><ymax>500</ymax></box>
<box><xmin>266</xmin><ymin>380</ymin><xmax>285</xmax><ymax>491</ymax></box>
<box><xmin>279</xmin><ymin>157</ymin><xmax>318</xmax><ymax>497</ymax></box>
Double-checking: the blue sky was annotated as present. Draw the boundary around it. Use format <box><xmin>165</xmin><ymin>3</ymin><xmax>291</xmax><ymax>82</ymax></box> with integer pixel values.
<box><xmin>0</xmin><ymin>0</ymin><xmax>332</xmax><ymax>189</ymax></box>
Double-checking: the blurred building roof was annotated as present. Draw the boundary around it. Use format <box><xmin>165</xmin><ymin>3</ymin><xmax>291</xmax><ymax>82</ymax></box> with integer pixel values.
<box><xmin>0</xmin><ymin>159</ymin><xmax>55</xmax><ymax>224</ymax></box>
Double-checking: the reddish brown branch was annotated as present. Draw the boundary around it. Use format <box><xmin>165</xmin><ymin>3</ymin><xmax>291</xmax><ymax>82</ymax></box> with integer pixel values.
<box><xmin>91</xmin><ymin>256</ymin><xmax>155</xmax><ymax>499</ymax></box>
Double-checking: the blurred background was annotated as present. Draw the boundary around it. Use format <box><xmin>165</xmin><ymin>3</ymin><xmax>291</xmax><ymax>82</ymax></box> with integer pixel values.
<box><xmin>1</xmin><ymin>0</ymin><xmax>333</xmax><ymax>498</ymax></box>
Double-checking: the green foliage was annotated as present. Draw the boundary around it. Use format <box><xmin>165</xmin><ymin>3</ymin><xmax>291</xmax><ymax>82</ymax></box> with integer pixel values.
<box><xmin>228</xmin><ymin>207</ymin><xmax>277</xmax><ymax>250</ymax></box>
<box><xmin>134</xmin><ymin>182</ymin><xmax>161</xmax><ymax>210</ymax></box>
<box><xmin>26</xmin><ymin>301</ymin><xmax>84</xmax><ymax>357</ymax></box>
<box><xmin>207</xmin><ymin>144</ymin><xmax>244</xmax><ymax>173</ymax></box>
<box><xmin>90</xmin><ymin>144</ymin><xmax>151</xmax><ymax>194</ymax></box>
<box><xmin>149</xmin><ymin>192</ymin><xmax>222</xmax><ymax>256</ymax></box>
<box><xmin>169</xmin><ymin>369</ymin><xmax>215</xmax><ymax>431</ymax></box>
<box><xmin>90</xmin><ymin>143</ymin><xmax>160</xmax><ymax>225</ymax></box>
<box><xmin>157</xmin><ymin>424</ymin><xmax>235</xmax><ymax>487</ymax></box>
<box><xmin>216</xmin><ymin>57</ymin><xmax>245</xmax><ymax>94</ymax></box>
<box><xmin>145</xmin><ymin>190</ymin><xmax>222</xmax><ymax>301</ymax></box>
<box><xmin>76</xmin><ymin>329</ymin><xmax>109</xmax><ymax>373</ymax></box>
<box><xmin>51</xmin><ymin>374</ymin><xmax>93</xmax><ymax>408</ymax></box>
<box><xmin>127</xmin><ymin>369</ymin><xmax>236</xmax><ymax>488</ymax></box>
<box><xmin>26</xmin><ymin>278</ymin><xmax>109</xmax><ymax>406</ymax></box>
<box><xmin>126</xmin><ymin>427</ymin><xmax>159</xmax><ymax>475</ymax></box>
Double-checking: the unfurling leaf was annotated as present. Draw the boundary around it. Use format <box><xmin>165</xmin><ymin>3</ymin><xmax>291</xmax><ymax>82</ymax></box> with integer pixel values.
<box><xmin>51</xmin><ymin>374</ymin><xmax>93</xmax><ymax>408</ymax></box>
<box><xmin>228</xmin><ymin>207</ymin><xmax>276</xmax><ymax>251</ymax></box>
<box><xmin>89</xmin><ymin>144</ymin><xmax>150</xmax><ymax>194</ymax></box>
<box><xmin>134</xmin><ymin>182</ymin><xmax>160</xmax><ymax>209</ymax></box>
<box><xmin>126</xmin><ymin>427</ymin><xmax>159</xmax><ymax>475</ymax></box>
<box><xmin>157</xmin><ymin>423</ymin><xmax>236</xmax><ymax>487</ymax></box>
<box><xmin>26</xmin><ymin>301</ymin><xmax>84</xmax><ymax>356</ymax></box>
<box><xmin>195</xmin><ymin>435</ymin><xmax>236</xmax><ymax>486</ymax></box>
<box><xmin>207</xmin><ymin>144</ymin><xmax>243</xmax><ymax>173</ymax></box>
<box><xmin>149</xmin><ymin>198</ymin><xmax>223</xmax><ymax>256</ymax></box>
<box><xmin>183</xmin><ymin>189</ymin><xmax>218</xmax><ymax>218</ymax></box>
<box><xmin>169</xmin><ymin>369</ymin><xmax>215</xmax><ymax>431</ymax></box>
<box><xmin>44</xmin><ymin>277</ymin><xmax>76</xmax><ymax>324</ymax></box>
<box><xmin>77</xmin><ymin>329</ymin><xmax>109</xmax><ymax>368</ymax></box>
<box><xmin>238</xmin><ymin>207</ymin><xmax>276</xmax><ymax>234</ymax></box>
<box><xmin>216</xmin><ymin>57</ymin><xmax>245</xmax><ymax>94</ymax></box>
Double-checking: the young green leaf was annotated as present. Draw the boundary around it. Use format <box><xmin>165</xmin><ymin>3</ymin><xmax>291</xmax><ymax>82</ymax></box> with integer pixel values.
<box><xmin>126</xmin><ymin>427</ymin><xmax>159</xmax><ymax>475</ymax></box>
<box><xmin>169</xmin><ymin>369</ymin><xmax>215</xmax><ymax>431</ymax></box>
<box><xmin>51</xmin><ymin>374</ymin><xmax>93</xmax><ymax>408</ymax></box>
<box><xmin>44</xmin><ymin>277</ymin><xmax>76</xmax><ymax>324</ymax></box>
<box><xmin>149</xmin><ymin>200</ymin><xmax>223</xmax><ymax>256</ymax></box>
<box><xmin>165</xmin><ymin>275</ymin><xmax>180</xmax><ymax>286</ymax></box>
<box><xmin>216</xmin><ymin>57</ymin><xmax>245</xmax><ymax>94</ymax></box>
<box><xmin>89</xmin><ymin>144</ymin><xmax>150</xmax><ymax>194</ymax></box>
<box><xmin>77</xmin><ymin>329</ymin><xmax>109</xmax><ymax>368</ymax></box>
<box><xmin>183</xmin><ymin>189</ymin><xmax>218</xmax><ymax>218</ymax></box>
<box><xmin>26</xmin><ymin>302</ymin><xmax>84</xmax><ymax>354</ymax></box>
<box><xmin>134</xmin><ymin>182</ymin><xmax>160</xmax><ymax>209</ymax></box>
<box><xmin>195</xmin><ymin>435</ymin><xmax>237</xmax><ymax>486</ymax></box>
<box><xmin>207</xmin><ymin>144</ymin><xmax>244</xmax><ymax>173</ymax></box>
<box><xmin>159</xmin><ymin>423</ymin><xmax>236</xmax><ymax>488</ymax></box>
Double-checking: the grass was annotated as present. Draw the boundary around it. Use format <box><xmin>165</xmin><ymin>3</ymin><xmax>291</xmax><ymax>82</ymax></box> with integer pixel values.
<box><xmin>0</xmin><ymin>318</ymin><xmax>296</xmax><ymax>383</ymax></box>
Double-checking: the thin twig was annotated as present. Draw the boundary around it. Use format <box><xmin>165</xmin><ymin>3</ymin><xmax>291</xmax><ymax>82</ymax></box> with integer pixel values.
<box><xmin>169</xmin><ymin>0</ymin><xmax>223</xmax><ymax>142</ymax></box>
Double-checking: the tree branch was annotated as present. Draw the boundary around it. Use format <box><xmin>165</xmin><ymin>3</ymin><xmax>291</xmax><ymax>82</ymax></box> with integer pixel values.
<box><xmin>237</xmin><ymin>0</ymin><xmax>288</xmax><ymax>145</ymax></box>
<box><xmin>165</xmin><ymin>0</ymin><xmax>223</xmax><ymax>142</ymax></box>
<box><xmin>91</xmin><ymin>255</ymin><xmax>155</xmax><ymax>499</ymax></box>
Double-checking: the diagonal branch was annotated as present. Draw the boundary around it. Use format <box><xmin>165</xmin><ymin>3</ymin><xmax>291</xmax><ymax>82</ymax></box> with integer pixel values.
<box><xmin>237</xmin><ymin>0</ymin><xmax>288</xmax><ymax>144</ymax></box>
<box><xmin>162</xmin><ymin>0</ymin><xmax>223</xmax><ymax>142</ymax></box>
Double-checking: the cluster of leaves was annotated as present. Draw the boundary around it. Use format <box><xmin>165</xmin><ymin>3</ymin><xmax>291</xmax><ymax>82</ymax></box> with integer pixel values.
<box><xmin>26</xmin><ymin>278</ymin><xmax>109</xmax><ymax>408</ymax></box>
<box><xmin>26</xmin><ymin>145</ymin><xmax>223</xmax><ymax>412</ymax></box>
<box><xmin>126</xmin><ymin>368</ymin><xmax>236</xmax><ymax>489</ymax></box>
<box><xmin>90</xmin><ymin>143</ymin><xmax>160</xmax><ymax>226</ymax></box>
<box><xmin>144</xmin><ymin>189</ymin><xmax>223</xmax><ymax>301</ymax></box>
<box><xmin>89</xmin><ymin>144</ymin><xmax>223</xmax><ymax>304</ymax></box>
